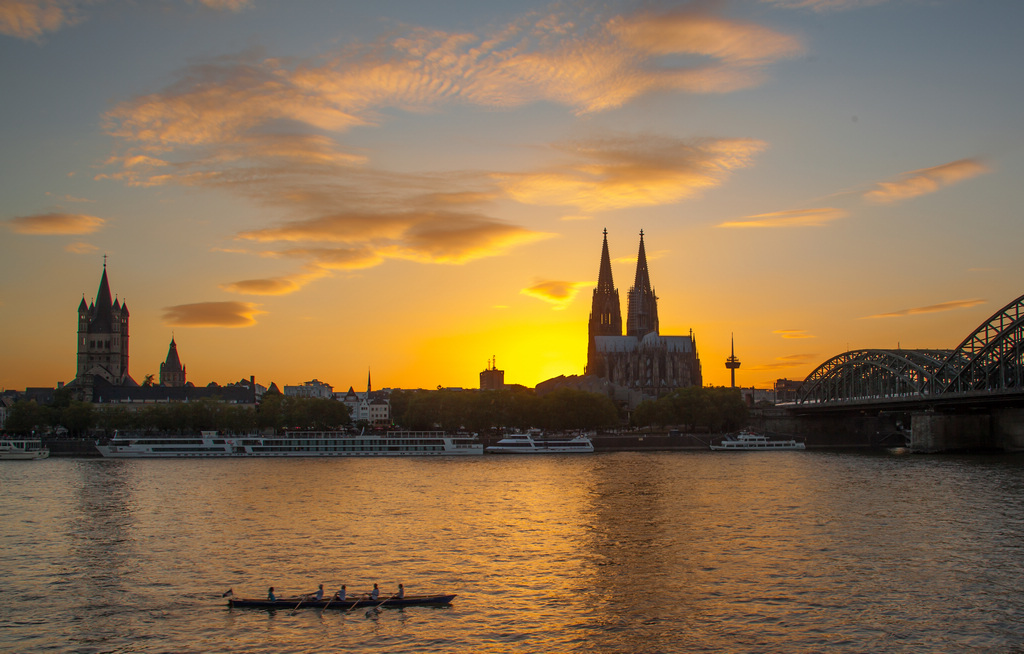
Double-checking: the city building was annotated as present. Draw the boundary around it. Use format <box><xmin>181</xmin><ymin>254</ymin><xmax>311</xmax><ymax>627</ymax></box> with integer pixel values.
<box><xmin>586</xmin><ymin>230</ymin><xmax>702</xmax><ymax>397</ymax></box>
<box><xmin>479</xmin><ymin>356</ymin><xmax>505</xmax><ymax>390</ymax></box>
<box><xmin>339</xmin><ymin>371</ymin><xmax>391</xmax><ymax>426</ymax></box>
<box><xmin>284</xmin><ymin>379</ymin><xmax>334</xmax><ymax>399</ymax></box>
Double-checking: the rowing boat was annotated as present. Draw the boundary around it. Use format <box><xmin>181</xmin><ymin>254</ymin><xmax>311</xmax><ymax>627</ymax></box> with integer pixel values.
<box><xmin>227</xmin><ymin>594</ymin><xmax>456</xmax><ymax>610</ymax></box>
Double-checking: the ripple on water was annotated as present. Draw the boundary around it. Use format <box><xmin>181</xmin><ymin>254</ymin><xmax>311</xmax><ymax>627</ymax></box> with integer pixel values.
<box><xmin>2</xmin><ymin>453</ymin><xmax>1024</xmax><ymax>652</ymax></box>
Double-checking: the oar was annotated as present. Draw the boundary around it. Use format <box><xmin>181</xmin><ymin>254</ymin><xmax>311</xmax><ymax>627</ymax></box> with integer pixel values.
<box><xmin>319</xmin><ymin>591</ymin><xmax>335</xmax><ymax>613</ymax></box>
<box><xmin>290</xmin><ymin>592</ymin><xmax>311</xmax><ymax>615</ymax></box>
<box><xmin>364</xmin><ymin>594</ymin><xmax>395</xmax><ymax>618</ymax></box>
<box><xmin>346</xmin><ymin>593</ymin><xmax>368</xmax><ymax>612</ymax></box>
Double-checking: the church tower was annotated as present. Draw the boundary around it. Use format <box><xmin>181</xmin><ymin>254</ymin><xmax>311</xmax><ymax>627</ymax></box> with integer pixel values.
<box><xmin>586</xmin><ymin>228</ymin><xmax>622</xmax><ymax>376</ymax></box>
<box><xmin>160</xmin><ymin>337</ymin><xmax>186</xmax><ymax>387</ymax></box>
<box><xmin>75</xmin><ymin>260</ymin><xmax>132</xmax><ymax>396</ymax></box>
<box><xmin>626</xmin><ymin>230</ymin><xmax>659</xmax><ymax>338</ymax></box>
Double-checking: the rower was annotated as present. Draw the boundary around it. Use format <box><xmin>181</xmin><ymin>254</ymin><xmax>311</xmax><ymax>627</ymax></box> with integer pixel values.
<box><xmin>397</xmin><ymin>583</ymin><xmax>404</xmax><ymax>599</ymax></box>
<box><xmin>336</xmin><ymin>584</ymin><xmax>346</xmax><ymax>601</ymax></box>
<box><xmin>268</xmin><ymin>587</ymin><xmax>276</xmax><ymax>602</ymax></box>
<box><xmin>314</xmin><ymin>584</ymin><xmax>324</xmax><ymax>601</ymax></box>
<box><xmin>370</xmin><ymin>583</ymin><xmax>379</xmax><ymax>600</ymax></box>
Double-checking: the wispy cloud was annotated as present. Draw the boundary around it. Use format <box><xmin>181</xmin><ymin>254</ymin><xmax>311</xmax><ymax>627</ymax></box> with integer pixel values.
<box><xmin>0</xmin><ymin>0</ymin><xmax>252</xmax><ymax>41</ymax></box>
<box><xmin>498</xmin><ymin>135</ymin><xmax>766</xmax><ymax>212</ymax></box>
<box><xmin>219</xmin><ymin>267</ymin><xmax>330</xmax><ymax>296</ymax></box>
<box><xmin>864</xmin><ymin>158</ymin><xmax>990</xmax><ymax>204</ymax></box>
<box><xmin>0</xmin><ymin>0</ymin><xmax>80</xmax><ymax>40</ymax></box>
<box><xmin>162</xmin><ymin>301</ymin><xmax>265</xmax><ymax>327</ymax></box>
<box><xmin>238</xmin><ymin>210</ymin><xmax>552</xmax><ymax>273</ymax></box>
<box><xmin>761</xmin><ymin>0</ymin><xmax>888</xmax><ymax>11</ymax></box>
<box><xmin>862</xmin><ymin>298</ymin><xmax>987</xmax><ymax>319</ymax></box>
<box><xmin>521</xmin><ymin>279</ymin><xmax>593</xmax><ymax>309</ymax></box>
<box><xmin>5</xmin><ymin>212</ymin><xmax>105</xmax><ymax>235</ymax></box>
<box><xmin>748</xmin><ymin>353</ymin><xmax>819</xmax><ymax>371</ymax></box>
<box><xmin>719</xmin><ymin>207</ymin><xmax>847</xmax><ymax>228</ymax></box>
<box><xmin>95</xmin><ymin>4</ymin><xmax>796</xmax><ymax>303</ymax></box>
<box><xmin>773</xmin><ymin>329</ymin><xmax>814</xmax><ymax>339</ymax></box>
<box><xmin>65</xmin><ymin>241</ymin><xmax>98</xmax><ymax>254</ymax></box>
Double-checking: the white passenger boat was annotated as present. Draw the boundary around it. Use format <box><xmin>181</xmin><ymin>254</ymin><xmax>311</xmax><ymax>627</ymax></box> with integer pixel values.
<box><xmin>710</xmin><ymin>430</ymin><xmax>805</xmax><ymax>451</ymax></box>
<box><xmin>486</xmin><ymin>429</ymin><xmax>595</xmax><ymax>454</ymax></box>
<box><xmin>96</xmin><ymin>430</ymin><xmax>483</xmax><ymax>458</ymax></box>
<box><xmin>0</xmin><ymin>438</ymin><xmax>50</xmax><ymax>460</ymax></box>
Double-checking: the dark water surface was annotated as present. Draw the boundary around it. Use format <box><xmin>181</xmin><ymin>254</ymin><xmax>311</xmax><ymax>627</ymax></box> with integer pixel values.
<box><xmin>2</xmin><ymin>451</ymin><xmax>1023</xmax><ymax>653</ymax></box>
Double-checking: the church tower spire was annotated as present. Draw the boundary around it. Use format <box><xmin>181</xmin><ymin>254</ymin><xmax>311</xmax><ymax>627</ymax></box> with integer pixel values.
<box><xmin>626</xmin><ymin>230</ymin><xmax>659</xmax><ymax>338</ymax></box>
<box><xmin>160</xmin><ymin>336</ymin><xmax>186</xmax><ymax>387</ymax></box>
<box><xmin>586</xmin><ymin>228</ymin><xmax>623</xmax><ymax>376</ymax></box>
<box><xmin>74</xmin><ymin>258</ymin><xmax>132</xmax><ymax>398</ymax></box>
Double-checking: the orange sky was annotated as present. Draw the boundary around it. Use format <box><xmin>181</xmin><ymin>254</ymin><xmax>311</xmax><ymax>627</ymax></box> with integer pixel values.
<box><xmin>2</xmin><ymin>1</ymin><xmax>1023</xmax><ymax>393</ymax></box>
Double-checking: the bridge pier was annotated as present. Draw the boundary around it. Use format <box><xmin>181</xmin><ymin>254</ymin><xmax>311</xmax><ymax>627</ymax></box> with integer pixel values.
<box><xmin>992</xmin><ymin>408</ymin><xmax>1024</xmax><ymax>452</ymax></box>
<box><xmin>909</xmin><ymin>413</ymin><xmax>993</xmax><ymax>453</ymax></box>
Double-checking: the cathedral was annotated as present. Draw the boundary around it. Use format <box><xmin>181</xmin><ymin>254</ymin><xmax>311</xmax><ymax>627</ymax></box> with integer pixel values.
<box><xmin>586</xmin><ymin>230</ymin><xmax>702</xmax><ymax>397</ymax></box>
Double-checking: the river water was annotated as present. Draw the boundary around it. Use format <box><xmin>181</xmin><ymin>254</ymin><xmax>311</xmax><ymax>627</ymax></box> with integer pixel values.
<box><xmin>2</xmin><ymin>451</ymin><xmax>1023</xmax><ymax>653</ymax></box>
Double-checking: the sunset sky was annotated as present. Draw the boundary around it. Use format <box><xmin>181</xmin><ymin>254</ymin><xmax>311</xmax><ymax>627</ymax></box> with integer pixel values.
<box><xmin>2</xmin><ymin>0</ymin><xmax>1022</xmax><ymax>393</ymax></box>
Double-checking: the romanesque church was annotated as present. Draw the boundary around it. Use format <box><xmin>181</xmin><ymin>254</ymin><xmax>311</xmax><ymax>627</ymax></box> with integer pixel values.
<box><xmin>71</xmin><ymin>261</ymin><xmax>135</xmax><ymax>399</ymax></box>
<box><xmin>586</xmin><ymin>230</ymin><xmax>702</xmax><ymax>397</ymax></box>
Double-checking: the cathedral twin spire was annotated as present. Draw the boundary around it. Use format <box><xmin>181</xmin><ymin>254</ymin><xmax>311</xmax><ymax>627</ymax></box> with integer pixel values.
<box><xmin>586</xmin><ymin>229</ymin><xmax>660</xmax><ymax>375</ymax></box>
<box><xmin>626</xmin><ymin>230</ymin><xmax>659</xmax><ymax>339</ymax></box>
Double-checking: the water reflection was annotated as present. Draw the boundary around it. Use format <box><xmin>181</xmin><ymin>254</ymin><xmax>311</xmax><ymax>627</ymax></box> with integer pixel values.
<box><xmin>2</xmin><ymin>453</ymin><xmax>1024</xmax><ymax>652</ymax></box>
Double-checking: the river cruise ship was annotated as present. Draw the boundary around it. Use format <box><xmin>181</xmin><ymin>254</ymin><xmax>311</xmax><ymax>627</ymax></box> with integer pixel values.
<box><xmin>96</xmin><ymin>430</ymin><xmax>483</xmax><ymax>458</ymax></box>
<box><xmin>0</xmin><ymin>438</ymin><xmax>50</xmax><ymax>460</ymax></box>
<box><xmin>710</xmin><ymin>430</ymin><xmax>805</xmax><ymax>451</ymax></box>
<box><xmin>486</xmin><ymin>429</ymin><xmax>595</xmax><ymax>454</ymax></box>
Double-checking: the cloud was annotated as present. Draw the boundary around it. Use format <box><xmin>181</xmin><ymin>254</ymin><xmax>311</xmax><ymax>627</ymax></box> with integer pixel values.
<box><xmin>5</xmin><ymin>212</ymin><xmax>105</xmax><ymax>235</ymax></box>
<box><xmin>864</xmin><ymin>158</ymin><xmax>990</xmax><ymax>204</ymax></box>
<box><xmin>761</xmin><ymin>0</ymin><xmax>888</xmax><ymax>11</ymax></box>
<box><xmin>498</xmin><ymin>135</ymin><xmax>766</xmax><ymax>212</ymax></box>
<box><xmin>65</xmin><ymin>241</ymin><xmax>98</xmax><ymax>254</ymax></box>
<box><xmin>102</xmin><ymin>6</ymin><xmax>796</xmax><ymax>185</ymax></box>
<box><xmin>521</xmin><ymin>279</ymin><xmax>593</xmax><ymax>309</ymax></box>
<box><xmin>748</xmin><ymin>353</ymin><xmax>819</xmax><ymax>371</ymax></box>
<box><xmin>0</xmin><ymin>0</ymin><xmax>253</xmax><ymax>40</ymax></box>
<box><xmin>611</xmin><ymin>9</ymin><xmax>804</xmax><ymax>66</ymax></box>
<box><xmin>0</xmin><ymin>0</ymin><xmax>79</xmax><ymax>40</ymax></box>
<box><xmin>239</xmin><ymin>210</ymin><xmax>552</xmax><ymax>267</ymax></box>
<box><xmin>773</xmin><ymin>329</ymin><xmax>814</xmax><ymax>339</ymax></box>
<box><xmin>162</xmin><ymin>301</ymin><xmax>265</xmax><ymax>327</ymax></box>
<box><xmin>96</xmin><ymin>5</ymin><xmax>793</xmax><ymax>300</ymax></box>
<box><xmin>219</xmin><ymin>267</ymin><xmax>330</xmax><ymax>296</ymax></box>
<box><xmin>862</xmin><ymin>298</ymin><xmax>987</xmax><ymax>319</ymax></box>
<box><xmin>197</xmin><ymin>0</ymin><xmax>252</xmax><ymax>10</ymax></box>
<box><xmin>719</xmin><ymin>207</ymin><xmax>847</xmax><ymax>228</ymax></box>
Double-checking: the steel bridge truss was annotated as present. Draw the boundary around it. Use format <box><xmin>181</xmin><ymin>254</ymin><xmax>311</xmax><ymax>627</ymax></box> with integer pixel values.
<box><xmin>798</xmin><ymin>294</ymin><xmax>1024</xmax><ymax>405</ymax></box>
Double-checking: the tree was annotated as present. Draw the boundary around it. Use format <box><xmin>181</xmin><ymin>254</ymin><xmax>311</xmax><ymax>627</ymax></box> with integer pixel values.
<box><xmin>142</xmin><ymin>374</ymin><xmax>156</xmax><ymax>387</ymax></box>
<box><xmin>3</xmin><ymin>401</ymin><xmax>48</xmax><ymax>435</ymax></box>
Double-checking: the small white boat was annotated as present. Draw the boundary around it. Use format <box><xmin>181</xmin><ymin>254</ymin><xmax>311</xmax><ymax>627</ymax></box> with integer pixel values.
<box><xmin>710</xmin><ymin>430</ymin><xmax>805</xmax><ymax>451</ymax></box>
<box><xmin>486</xmin><ymin>429</ymin><xmax>595</xmax><ymax>454</ymax></box>
<box><xmin>0</xmin><ymin>438</ymin><xmax>50</xmax><ymax>460</ymax></box>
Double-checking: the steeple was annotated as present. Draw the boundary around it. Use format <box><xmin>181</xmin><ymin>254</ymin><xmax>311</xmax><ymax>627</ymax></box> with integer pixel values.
<box><xmin>596</xmin><ymin>227</ymin><xmax>615</xmax><ymax>295</ymax></box>
<box><xmin>586</xmin><ymin>228</ymin><xmax>623</xmax><ymax>376</ymax></box>
<box><xmin>92</xmin><ymin>261</ymin><xmax>114</xmax><ymax>333</ymax></box>
<box><xmin>626</xmin><ymin>230</ymin><xmax>659</xmax><ymax>338</ymax></box>
<box><xmin>160</xmin><ymin>335</ymin><xmax>186</xmax><ymax>387</ymax></box>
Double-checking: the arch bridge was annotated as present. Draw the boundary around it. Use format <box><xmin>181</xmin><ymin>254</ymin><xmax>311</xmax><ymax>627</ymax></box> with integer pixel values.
<box><xmin>798</xmin><ymin>294</ymin><xmax>1024</xmax><ymax>406</ymax></box>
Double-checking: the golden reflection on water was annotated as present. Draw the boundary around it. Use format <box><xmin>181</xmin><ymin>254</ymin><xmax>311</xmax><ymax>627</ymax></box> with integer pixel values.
<box><xmin>3</xmin><ymin>452</ymin><xmax>1024</xmax><ymax>652</ymax></box>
